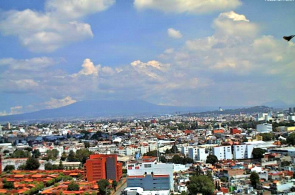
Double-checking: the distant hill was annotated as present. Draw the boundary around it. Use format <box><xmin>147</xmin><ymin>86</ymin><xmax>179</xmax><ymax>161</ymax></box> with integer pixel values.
<box><xmin>0</xmin><ymin>100</ymin><xmax>215</xmax><ymax>123</ymax></box>
<box><xmin>185</xmin><ymin>106</ymin><xmax>274</xmax><ymax>116</ymax></box>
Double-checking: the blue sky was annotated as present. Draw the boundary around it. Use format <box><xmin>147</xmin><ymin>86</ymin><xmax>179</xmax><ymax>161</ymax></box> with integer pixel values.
<box><xmin>0</xmin><ymin>0</ymin><xmax>294</xmax><ymax>115</ymax></box>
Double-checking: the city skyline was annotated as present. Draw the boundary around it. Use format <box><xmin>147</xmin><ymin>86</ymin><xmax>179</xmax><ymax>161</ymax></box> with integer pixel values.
<box><xmin>0</xmin><ymin>0</ymin><xmax>295</xmax><ymax>116</ymax></box>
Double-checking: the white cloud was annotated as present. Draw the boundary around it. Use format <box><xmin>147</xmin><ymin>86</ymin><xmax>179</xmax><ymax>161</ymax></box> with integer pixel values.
<box><xmin>134</xmin><ymin>0</ymin><xmax>241</xmax><ymax>14</ymax></box>
<box><xmin>75</xmin><ymin>58</ymin><xmax>100</xmax><ymax>76</ymax></box>
<box><xmin>45</xmin><ymin>0</ymin><xmax>115</xmax><ymax>19</ymax></box>
<box><xmin>167</xmin><ymin>28</ymin><xmax>182</xmax><ymax>39</ymax></box>
<box><xmin>44</xmin><ymin>96</ymin><xmax>77</xmax><ymax>109</ymax></box>
<box><xmin>0</xmin><ymin>57</ymin><xmax>58</xmax><ymax>71</ymax></box>
<box><xmin>0</xmin><ymin>0</ymin><xmax>115</xmax><ymax>52</ymax></box>
<box><xmin>0</xmin><ymin>106</ymin><xmax>23</xmax><ymax>116</ymax></box>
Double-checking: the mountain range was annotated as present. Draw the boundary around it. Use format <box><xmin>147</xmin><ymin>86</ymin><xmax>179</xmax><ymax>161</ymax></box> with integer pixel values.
<box><xmin>0</xmin><ymin>100</ymin><xmax>215</xmax><ymax>123</ymax></box>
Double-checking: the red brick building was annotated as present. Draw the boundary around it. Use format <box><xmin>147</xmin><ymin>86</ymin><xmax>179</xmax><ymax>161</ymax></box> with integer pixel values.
<box><xmin>230</xmin><ymin>128</ymin><xmax>241</xmax><ymax>134</ymax></box>
<box><xmin>84</xmin><ymin>154</ymin><xmax>122</xmax><ymax>182</ymax></box>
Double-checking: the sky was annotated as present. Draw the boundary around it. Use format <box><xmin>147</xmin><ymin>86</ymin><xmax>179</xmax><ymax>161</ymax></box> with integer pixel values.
<box><xmin>0</xmin><ymin>0</ymin><xmax>295</xmax><ymax>115</ymax></box>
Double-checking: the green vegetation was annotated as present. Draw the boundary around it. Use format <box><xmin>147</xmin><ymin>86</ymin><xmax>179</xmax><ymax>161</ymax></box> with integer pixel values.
<box><xmin>67</xmin><ymin>181</ymin><xmax>79</xmax><ymax>191</ymax></box>
<box><xmin>171</xmin><ymin>155</ymin><xmax>194</xmax><ymax>164</ymax></box>
<box><xmin>25</xmin><ymin>157</ymin><xmax>40</xmax><ymax>170</ymax></box>
<box><xmin>32</xmin><ymin>149</ymin><xmax>41</xmax><ymax>158</ymax></box>
<box><xmin>11</xmin><ymin>149</ymin><xmax>30</xmax><ymax>158</ymax></box>
<box><xmin>260</xmin><ymin>133</ymin><xmax>274</xmax><ymax>141</ymax></box>
<box><xmin>250</xmin><ymin>172</ymin><xmax>260</xmax><ymax>189</ymax></box>
<box><xmin>97</xmin><ymin>179</ymin><xmax>110</xmax><ymax>195</ymax></box>
<box><xmin>206</xmin><ymin>154</ymin><xmax>218</xmax><ymax>165</ymax></box>
<box><xmin>252</xmin><ymin>148</ymin><xmax>266</xmax><ymax>159</ymax></box>
<box><xmin>2</xmin><ymin>179</ymin><xmax>14</xmax><ymax>189</ymax></box>
<box><xmin>287</xmin><ymin>133</ymin><xmax>295</xmax><ymax>145</ymax></box>
<box><xmin>187</xmin><ymin>175</ymin><xmax>214</xmax><ymax>195</ymax></box>
<box><xmin>4</xmin><ymin>165</ymin><xmax>15</xmax><ymax>172</ymax></box>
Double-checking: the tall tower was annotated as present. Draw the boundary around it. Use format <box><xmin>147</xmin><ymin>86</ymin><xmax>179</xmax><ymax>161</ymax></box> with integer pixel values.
<box><xmin>7</xmin><ymin>122</ymin><xmax>10</xmax><ymax>130</ymax></box>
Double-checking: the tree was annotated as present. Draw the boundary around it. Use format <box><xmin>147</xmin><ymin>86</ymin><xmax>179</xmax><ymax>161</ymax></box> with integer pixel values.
<box><xmin>61</xmin><ymin>152</ymin><xmax>67</xmax><ymax>161</ymax></box>
<box><xmin>97</xmin><ymin>179</ymin><xmax>110</xmax><ymax>195</ymax></box>
<box><xmin>4</xmin><ymin>165</ymin><xmax>15</xmax><ymax>172</ymax></box>
<box><xmin>112</xmin><ymin>181</ymin><xmax>117</xmax><ymax>191</ymax></box>
<box><xmin>67</xmin><ymin>150</ymin><xmax>77</xmax><ymax>162</ymax></box>
<box><xmin>47</xmin><ymin>149</ymin><xmax>59</xmax><ymax>160</ymax></box>
<box><xmin>206</xmin><ymin>154</ymin><xmax>218</xmax><ymax>165</ymax></box>
<box><xmin>250</xmin><ymin>172</ymin><xmax>260</xmax><ymax>189</ymax></box>
<box><xmin>11</xmin><ymin>149</ymin><xmax>30</xmax><ymax>158</ymax></box>
<box><xmin>260</xmin><ymin>133</ymin><xmax>274</xmax><ymax>141</ymax></box>
<box><xmin>187</xmin><ymin>175</ymin><xmax>214</xmax><ymax>195</ymax></box>
<box><xmin>32</xmin><ymin>149</ymin><xmax>41</xmax><ymax>158</ymax></box>
<box><xmin>67</xmin><ymin>181</ymin><xmax>79</xmax><ymax>191</ymax></box>
<box><xmin>252</xmin><ymin>148</ymin><xmax>266</xmax><ymax>159</ymax></box>
<box><xmin>75</xmin><ymin>148</ymin><xmax>93</xmax><ymax>164</ymax></box>
<box><xmin>287</xmin><ymin>133</ymin><xmax>295</xmax><ymax>145</ymax></box>
<box><xmin>18</xmin><ymin>164</ymin><xmax>26</xmax><ymax>170</ymax></box>
<box><xmin>58</xmin><ymin>160</ymin><xmax>64</xmax><ymax>170</ymax></box>
<box><xmin>143</xmin><ymin>150</ymin><xmax>157</xmax><ymax>157</ymax></box>
<box><xmin>84</xmin><ymin>141</ymin><xmax>90</xmax><ymax>148</ymax></box>
<box><xmin>25</xmin><ymin>157</ymin><xmax>40</xmax><ymax>170</ymax></box>
<box><xmin>2</xmin><ymin>179</ymin><xmax>14</xmax><ymax>189</ymax></box>
<box><xmin>45</xmin><ymin>162</ymin><xmax>53</xmax><ymax>170</ymax></box>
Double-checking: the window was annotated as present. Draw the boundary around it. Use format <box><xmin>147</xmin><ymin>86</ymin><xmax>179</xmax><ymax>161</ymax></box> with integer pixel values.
<box><xmin>144</xmin><ymin>164</ymin><xmax>152</xmax><ymax>168</ymax></box>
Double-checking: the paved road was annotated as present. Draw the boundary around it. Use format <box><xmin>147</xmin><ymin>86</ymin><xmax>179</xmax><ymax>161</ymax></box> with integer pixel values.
<box><xmin>114</xmin><ymin>180</ymin><xmax>127</xmax><ymax>195</ymax></box>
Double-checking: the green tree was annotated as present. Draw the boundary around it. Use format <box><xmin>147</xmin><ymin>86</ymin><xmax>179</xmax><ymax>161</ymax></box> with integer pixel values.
<box><xmin>4</xmin><ymin>165</ymin><xmax>15</xmax><ymax>172</ymax></box>
<box><xmin>287</xmin><ymin>133</ymin><xmax>295</xmax><ymax>145</ymax></box>
<box><xmin>84</xmin><ymin>141</ymin><xmax>90</xmax><ymax>148</ymax></box>
<box><xmin>32</xmin><ymin>149</ymin><xmax>41</xmax><ymax>158</ymax></box>
<box><xmin>187</xmin><ymin>175</ymin><xmax>214</xmax><ymax>195</ymax></box>
<box><xmin>252</xmin><ymin>148</ymin><xmax>266</xmax><ymax>159</ymax></box>
<box><xmin>47</xmin><ymin>149</ymin><xmax>59</xmax><ymax>160</ymax></box>
<box><xmin>67</xmin><ymin>150</ymin><xmax>77</xmax><ymax>162</ymax></box>
<box><xmin>61</xmin><ymin>152</ymin><xmax>67</xmax><ymax>161</ymax></box>
<box><xmin>260</xmin><ymin>133</ymin><xmax>274</xmax><ymax>141</ymax></box>
<box><xmin>18</xmin><ymin>164</ymin><xmax>26</xmax><ymax>170</ymax></box>
<box><xmin>45</xmin><ymin>162</ymin><xmax>53</xmax><ymax>170</ymax></box>
<box><xmin>112</xmin><ymin>181</ymin><xmax>117</xmax><ymax>191</ymax></box>
<box><xmin>206</xmin><ymin>154</ymin><xmax>218</xmax><ymax>165</ymax></box>
<box><xmin>250</xmin><ymin>172</ymin><xmax>260</xmax><ymax>189</ymax></box>
<box><xmin>67</xmin><ymin>181</ymin><xmax>79</xmax><ymax>191</ymax></box>
<box><xmin>143</xmin><ymin>150</ymin><xmax>157</xmax><ymax>157</ymax></box>
<box><xmin>58</xmin><ymin>160</ymin><xmax>64</xmax><ymax>170</ymax></box>
<box><xmin>11</xmin><ymin>149</ymin><xmax>30</xmax><ymax>158</ymax></box>
<box><xmin>97</xmin><ymin>179</ymin><xmax>110</xmax><ymax>195</ymax></box>
<box><xmin>172</xmin><ymin>155</ymin><xmax>183</xmax><ymax>164</ymax></box>
<box><xmin>2</xmin><ymin>179</ymin><xmax>14</xmax><ymax>189</ymax></box>
<box><xmin>25</xmin><ymin>157</ymin><xmax>40</xmax><ymax>170</ymax></box>
<box><xmin>75</xmin><ymin>148</ymin><xmax>92</xmax><ymax>164</ymax></box>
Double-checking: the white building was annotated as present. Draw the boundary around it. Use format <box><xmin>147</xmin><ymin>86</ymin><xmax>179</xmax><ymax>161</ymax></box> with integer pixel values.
<box><xmin>197</xmin><ymin>148</ymin><xmax>209</xmax><ymax>161</ymax></box>
<box><xmin>233</xmin><ymin>144</ymin><xmax>254</xmax><ymax>159</ymax></box>
<box><xmin>257</xmin><ymin>123</ymin><xmax>272</xmax><ymax>133</ymax></box>
<box><xmin>127</xmin><ymin>162</ymin><xmax>174</xmax><ymax>190</ymax></box>
<box><xmin>213</xmin><ymin>146</ymin><xmax>232</xmax><ymax>160</ymax></box>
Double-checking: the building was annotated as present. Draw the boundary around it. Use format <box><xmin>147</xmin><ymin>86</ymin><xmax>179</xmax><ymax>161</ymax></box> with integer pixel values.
<box><xmin>213</xmin><ymin>146</ymin><xmax>232</xmax><ymax>160</ymax></box>
<box><xmin>230</xmin><ymin>128</ymin><xmax>241</xmax><ymax>135</ymax></box>
<box><xmin>256</xmin><ymin>123</ymin><xmax>272</xmax><ymax>133</ymax></box>
<box><xmin>233</xmin><ymin>145</ymin><xmax>254</xmax><ymax>159</ymax></box>
<box><xmin>84</xmin><ymin>154</ymin><xmax>122</xmax><ymax>182</ymax></box>
<box><xmin>127</xmin><ymin>161</ymin><xmax>174</xmax><ymax>191</ymax></box>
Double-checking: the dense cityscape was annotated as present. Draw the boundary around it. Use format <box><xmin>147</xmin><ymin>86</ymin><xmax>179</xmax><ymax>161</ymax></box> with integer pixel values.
<box><xmin>0</xmin><ymin>107</ymin><xmax>294</xmax><ymax>194</ymax></box>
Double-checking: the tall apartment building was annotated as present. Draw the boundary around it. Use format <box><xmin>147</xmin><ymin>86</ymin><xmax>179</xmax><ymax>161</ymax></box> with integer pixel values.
<box><xmin>233</xmin><ymin>144</ymin><xmax>254</xmax><ymax>159</ymax></box>
<box><xmin>213</xmin><ymin>146</ymin><xmax>232</xmax><ymax>160</ymax></box>
<box><xmin>84</xmin><ymin>154</ymin><xmax>122</xmax><ymax>182</ymax></box>
<box><xmin>188</xmin><ymin>147</ymin><xmax>208</xmax><ymax>162</ymax></box>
